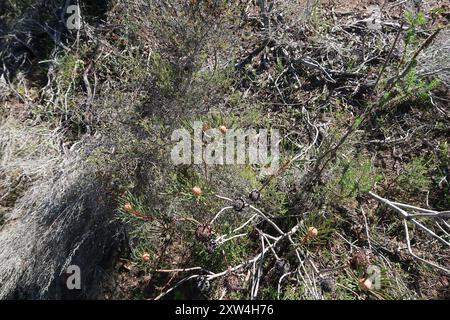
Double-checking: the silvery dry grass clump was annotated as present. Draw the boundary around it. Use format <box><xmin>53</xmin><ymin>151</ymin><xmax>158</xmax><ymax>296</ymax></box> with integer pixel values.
<box><xmin>1</xmin><ymin>0</ymin><xmax>449</xmax><ymax>301</ymax></box>
<box><xmin>417</xmin><ymin>28</ymin><xmax>450</xmax><ymax>87</ymax></box>
<box><xmin>0</xmin><ymin>121</ymin><xmax>122</xmax><ymax>299</ymax></box>
<box><xmin>0</xmin><ymin>119</ymin><xmax>63</xmax><ymax>181</ymax></box>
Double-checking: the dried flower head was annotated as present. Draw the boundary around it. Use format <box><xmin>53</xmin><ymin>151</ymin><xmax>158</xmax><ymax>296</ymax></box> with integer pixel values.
<box><xmin>218</xmin><ymin>125</ymin><xmax>227</xmax><ymax>134</ymax></box>
<box><xmin>274</xmin><ymin>258</ymin><xmax>291</xmax><ymax>275</ymax></box>
<box><xmin>205</xmin><ymin>239</ymin><xmax>217</xmax><ymax>254</ymax></box>
<box><xmin>196</xmin><ymin>223</ymin><xmax>213</xmax><ymax>242</ymax></box>
<box><xmin>307</xmin><ymin>226</ymin><xmax>318</xmax><ymax>238</ymax></box>
<box><xmin>320</xmin><ymin>277</ymin><xmax>336</xmax><ymax>293</ymax></box>
<box><xmin>233</xmin><ymin>198</ymin><xmax>246</xmax><ymax>212</ymax></box>
<box><xmin>196</xmin><ymin>275</ymin><xmax>211</xmax><ymax>294</ymax></box>
<box><xmin>142</xmin><ymin>252</ymin><xmax>151</xmax><ymax>262</ymax></box>
<box><xmin>192</xmin><ymin>186</ymin><xmax>202</xmax><ymax>196</ymax></box>
<box><xmin>249</xmin><ymin>190</ymin><xmax>260</xmax><ymax>202</ymax></box>
<box><xmin>358</xmin><ymin>277</ymin><xmax>373</xmax><ymax>291</ymax></box>
<box><xmin>350</xmin><ymin>249</ymin><xmax>370</xmax><ymax>271</ymax></box>
<box><xmin>225</xmin><ymin>272</ymin><xmax>242</xmax><ymax>291</ymax></box>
